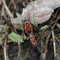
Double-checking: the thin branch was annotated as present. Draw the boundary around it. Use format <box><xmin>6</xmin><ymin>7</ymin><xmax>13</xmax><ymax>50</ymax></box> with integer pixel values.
<box><xmin>0</xmin><ymin>0</ymin><xmax>2</xmax><ymax>5</ymax></box>
<box><xmin>2</xmin><ymin>0</ymin><xmax>13</xmax><ymax>18</ymax></box>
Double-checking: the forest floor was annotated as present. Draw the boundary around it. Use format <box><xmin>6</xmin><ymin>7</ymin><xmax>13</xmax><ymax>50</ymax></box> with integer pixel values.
<box><xmin>0</xmin><ymin>0</ymin><xmax>60</xmax><ymax>60</ymax></box>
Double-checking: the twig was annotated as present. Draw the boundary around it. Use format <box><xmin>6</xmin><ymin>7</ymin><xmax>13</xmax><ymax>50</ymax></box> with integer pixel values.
<box><xmin>45</xmin><ymin>33</ymin><xmax>51</xmax><ymax>51</ymax></box>
<box><xmin>1</xmin><ymin>4</ymin><xmax>5</xmax><ymax>16</ymax></box>
<box><xmin>2</xmin><ymin>0</ymin><xmax>13</xmax><ymax>18</ymax></box>
<box><xmin>9</xmin><ymin>0</ymin><xmax>16</xmax><ymax>9</ymax></box>
<box><xmin>0</xmin><ymin>0</ymin><xmax>2</xmax><ymax>5</ymax></box>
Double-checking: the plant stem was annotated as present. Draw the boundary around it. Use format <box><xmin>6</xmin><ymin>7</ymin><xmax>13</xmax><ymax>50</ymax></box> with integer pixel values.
<box><xmin>3</xmin><ymin>40</ymin><xmax>9</xmax><ymax>60</ymax></box>
<box><xmin>18</xmin><ymin>42</ymin><xmax>23</xmax><ymax>60</ymax></box>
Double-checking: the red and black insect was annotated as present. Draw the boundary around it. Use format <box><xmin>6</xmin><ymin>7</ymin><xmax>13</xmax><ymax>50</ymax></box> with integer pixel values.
<box><xmin>23</xmin><ymin>20</ymin><xmax>37</xmax><ymax>46</ymax></box>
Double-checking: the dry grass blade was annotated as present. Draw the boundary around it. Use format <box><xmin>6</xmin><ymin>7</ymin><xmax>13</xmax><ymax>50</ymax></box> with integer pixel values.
<box><xmin>52</xmin><ymin>30</ymin><xmax>57</xmax><ymax>60</ymax></box>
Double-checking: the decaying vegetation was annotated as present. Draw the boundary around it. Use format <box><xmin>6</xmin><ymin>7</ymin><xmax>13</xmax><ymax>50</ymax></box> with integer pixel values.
<box><xmin>0</xmin><ymin>0</ymin><xmax>60</xmax><ymax>60</ymax></box>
